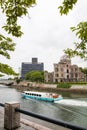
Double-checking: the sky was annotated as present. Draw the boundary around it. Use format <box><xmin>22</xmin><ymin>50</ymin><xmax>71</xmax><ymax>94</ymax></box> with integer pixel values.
<box><xmin>0</xmin><ymin>0</ymin><xmax>87</xmax><ymax>76</ymax></box>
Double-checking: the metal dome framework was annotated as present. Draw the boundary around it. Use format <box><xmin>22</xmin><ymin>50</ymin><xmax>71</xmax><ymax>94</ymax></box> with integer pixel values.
<box><xmin>60</xmin><ymin>55</ymin><xmax>71</xmax><ymax>62</ymax></box>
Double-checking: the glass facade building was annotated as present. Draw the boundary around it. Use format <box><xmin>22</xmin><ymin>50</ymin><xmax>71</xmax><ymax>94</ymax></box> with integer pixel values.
<box><xmin>21</xmin><ymin>58</ymin><xmax>44</xmax><ymax>79</ymax></box>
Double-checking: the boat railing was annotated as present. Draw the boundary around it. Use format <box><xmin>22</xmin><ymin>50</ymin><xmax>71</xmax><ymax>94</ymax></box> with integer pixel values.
<box><xmin>0</xmin><ymin>102</ymin><xmax>87</xmax><ymax>130</ymax></box>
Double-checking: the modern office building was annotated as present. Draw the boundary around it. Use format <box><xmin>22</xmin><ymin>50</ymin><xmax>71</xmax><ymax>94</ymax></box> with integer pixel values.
<box><xmin>21</xmin><ymin>58</ymin><xmax>44</xmax><ymax>79</ymax></box>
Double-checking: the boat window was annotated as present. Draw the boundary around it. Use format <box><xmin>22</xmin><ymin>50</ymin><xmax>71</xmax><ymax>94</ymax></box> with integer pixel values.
<box><xmin>25</xmin><ymin>93</ymin><xmax>41</xmax><ymax>97</ymax></box>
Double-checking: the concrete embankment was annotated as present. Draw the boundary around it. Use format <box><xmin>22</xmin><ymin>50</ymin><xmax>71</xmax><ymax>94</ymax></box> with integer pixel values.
<box><xmin>10</xmin><ymin>84</ymin><xmax>87</xmax><ymax>94</ymax></box>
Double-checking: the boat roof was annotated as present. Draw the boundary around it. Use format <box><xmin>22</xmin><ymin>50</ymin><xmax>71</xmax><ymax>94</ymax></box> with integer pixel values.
<box><xmin>23</xmin><ymin>91</ymin><xmax>50</xmax><ymax>95</ymax></box>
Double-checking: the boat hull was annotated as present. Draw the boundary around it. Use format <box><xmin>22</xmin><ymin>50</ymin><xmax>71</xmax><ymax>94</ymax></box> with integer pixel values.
<box><xmin>22</xmin><ymin>93</ymin><xmax>63</xmax><ymax>102</ymax></box>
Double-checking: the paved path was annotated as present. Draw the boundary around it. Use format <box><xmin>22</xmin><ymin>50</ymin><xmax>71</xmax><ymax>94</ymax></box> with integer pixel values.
<box><xmin>0</xmin><ymin>109</ymin><xmax>34</xmax><ymax>130</ymax></box>
<box><xmin>0</xmin><ymin>108</ymin><xmax>71</xmax><ymax>130</ymax></box>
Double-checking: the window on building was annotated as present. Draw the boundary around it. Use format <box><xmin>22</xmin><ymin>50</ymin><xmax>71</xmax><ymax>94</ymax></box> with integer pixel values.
<box><xmin>67</xmin><ymin>69</ymin><xmax>69</xmax><ymax>73</ymax></box>
<box><xmin>75</xmin><ymin>73</ymin><xmax>78</xmax><ymax>77</ymax></box>
<box><xmin>75</xmin><ymin>68</ymin><xmax>77</xmax><ymax>71</ymax></box>
<box><xmin>55</xmin><ymin>68</ymin><xmax>58</xmax><ymax>72</ymax></box>
<box><xmin>55</xmin><ymin>79</ymin><xmax>58</xmax><ymax>82</ymax></box>
<box><xmin>56</xmin><ymin>74</ymin><xmax>59</xmax><ymax>77</ymax></box>
<box><xmin>67</xmin><ymin>75</ymin><xmax>69</xmax><ymax>79</ymax></box>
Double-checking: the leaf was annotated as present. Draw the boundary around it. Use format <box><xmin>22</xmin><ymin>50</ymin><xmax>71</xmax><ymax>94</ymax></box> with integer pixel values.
<box><xmin>58</xmin><ymin>0</ymin><xmax>78</xmax><ymax>15</ymax></box>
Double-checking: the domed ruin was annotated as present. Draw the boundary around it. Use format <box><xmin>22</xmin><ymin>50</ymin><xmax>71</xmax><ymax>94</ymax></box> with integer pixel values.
<box><xmin>60</xmin><ymin>55</ymin><xmax>71</xmax><ymax>63</ymax></box>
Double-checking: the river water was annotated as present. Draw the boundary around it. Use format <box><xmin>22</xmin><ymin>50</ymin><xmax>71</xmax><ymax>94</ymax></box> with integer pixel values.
<box><xmin>0</xmin><ymin>84</ymin><xmax>87</xmax><ymax>130</ymax></box>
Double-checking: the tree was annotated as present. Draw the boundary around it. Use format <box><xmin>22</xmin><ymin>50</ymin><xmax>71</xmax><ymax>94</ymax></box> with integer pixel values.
<box><xmin>25</xmin><ymin>71</ymin><xmax>44</xmax><ymax>82</ymax></box>
<box><xmin>58</xmin><ymin>0</ymin><xmax>87</xmax><ymax>60</ymax></box>
<box><xmin>0</xmin><ymin>0</ymin><xmax>36</xmax><ymax>76</ymax></box>
<box><xmin>0</xmin><ymin>0</ymin><xmax>87</xmax><ymax>76</ymax></box>
<box><xmin>80</xmin><ymin>67</ymin><xmax>87</xmax><ymax>77</ymax></box>
<box><xmin>0</xmin><ymin>34</ymin><xmax>17</xmax><ymax>76</ymax></box>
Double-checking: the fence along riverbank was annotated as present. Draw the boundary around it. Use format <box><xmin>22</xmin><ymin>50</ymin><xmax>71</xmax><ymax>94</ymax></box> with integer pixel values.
<box><xmin>0</xmin><ymin>102</ymin><xmax>87</xmax><ymax>130</ymax></box>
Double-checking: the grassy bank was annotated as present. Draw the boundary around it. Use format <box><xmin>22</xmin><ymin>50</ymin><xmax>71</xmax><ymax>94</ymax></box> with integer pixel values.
<box><xmin>57</xmin><ymin>83</ymin><xmax>71</xmax><ymax>88</ymax></box>
<box><xmin>63</xmin><ymin>82</ymin><xmax>87</xmax><ymax>85</ymax></box>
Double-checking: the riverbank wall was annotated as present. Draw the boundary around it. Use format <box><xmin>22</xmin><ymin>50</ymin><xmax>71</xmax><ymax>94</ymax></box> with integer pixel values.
<box><xmin>10</xmin><ymin>84</ymin><xmax>87</xmax><ymax>94</ymax></box>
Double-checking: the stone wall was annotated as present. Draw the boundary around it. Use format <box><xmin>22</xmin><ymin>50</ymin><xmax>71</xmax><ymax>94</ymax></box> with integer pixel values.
<box><xmin>10</xmin><ymin>84</ymin><xmax>87</xmax><ymax>94</ymax></box>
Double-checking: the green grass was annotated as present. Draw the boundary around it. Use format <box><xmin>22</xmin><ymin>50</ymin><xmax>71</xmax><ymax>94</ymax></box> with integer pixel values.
<box><xmin>65</xmin><ymin>82</ymin><xmax>87</xmax><ymax>85</ymax></box>
<box><xmin>57</xmin><ymin>83</ymin><xmax>71</xmax><ymax>88</ymax></box>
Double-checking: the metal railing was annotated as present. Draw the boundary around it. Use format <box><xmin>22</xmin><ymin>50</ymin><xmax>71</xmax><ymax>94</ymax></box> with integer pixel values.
<box><xmin>0</xmin><ymin>102</ymin><xmax>87</xmax><ymax>130</ymax></box>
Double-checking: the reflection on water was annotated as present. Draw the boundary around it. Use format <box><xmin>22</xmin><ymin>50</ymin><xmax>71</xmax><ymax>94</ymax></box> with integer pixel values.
<box><xmin>0</xmin><ymin>85</ymin><xmax>87</xmax><ymax>129</ymax></box>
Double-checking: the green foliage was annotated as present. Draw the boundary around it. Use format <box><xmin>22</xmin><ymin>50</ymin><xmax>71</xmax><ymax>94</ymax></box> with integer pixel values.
<box><xmin>16</xmin><ymin>78</ymin><xmax>21</xmax><ymax>84</ymax></box>
<box><xmin>0</xmin><ymin>63</ymin><xmax>18</xmax><ymax>76</ymax></box>
<box><xmin>80</xmin><ymin>67</ymin><xmax>87</xmax><ymax>77</ymax></box>
<box><xmin>0</xmin><ymin>0</ymin><xmax>36</xmax><ymax>37</ymax></box>
<box><xmin>0</xmin><ymin>0</ymin><xmax>36</xmax><ymax>76</ymax></box>
<box><xmin>0</xmin><ymin>74</ymin><xmax>4</xmax><ymax>77</ymax></box>
<box><xmin>0</xmin><ymin>34</ymin><xmax>15</xmax><ymax>59</ymax></box>
<box><xmin>59</xmin><ymin>1</ymin><xmax>87</xmax><ymax>60</ymax></box>
<box><xmin>57</xmin><ymin>83</ymin><xmax>71</xmax><ymax>88</ymax></box>
<box><xmin>64</xmin><ymin>22</ymin><xmax>87</xmax><ymax>60</ymax></box>
<box><xmin>63</xmin><ymin>82</ymin><xmax>87</xmax><ymax>85</ymax></box>
<box><xmin>0</xmin><ymin>34</ymin><xmax>17</xmax><ymax>76</ymax></box>
<box><xmin>0</xmin><ymin>0</ymin><xmax>87</xmax><ymax>76</ymax></box>
<box><xmin>25</xmin><ymin>71</ymin><xmax>44</xmax><ymax>82</ymax></box>
<box><xmin>58</xmin><ymin>0</ymin><xmax>77</xmax><ymax>15</ymax></box>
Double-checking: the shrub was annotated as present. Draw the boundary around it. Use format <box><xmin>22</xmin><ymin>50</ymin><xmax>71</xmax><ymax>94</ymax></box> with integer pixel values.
<box><xmin>16</xmin><ymin>78</ymin><xmax>21</xmax><ymax>84</ymax></box>
<box><xmin>57</xmin><ymin>83</ymin><xmax>71</xmax><ymax>88</ymax></box>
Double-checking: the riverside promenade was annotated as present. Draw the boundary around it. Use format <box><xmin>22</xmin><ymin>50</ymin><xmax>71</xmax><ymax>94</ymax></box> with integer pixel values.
<box><xmin>0</xmin><ymin>108</ymin><xmax>70</xmax><ymax>130</ymax></box>
<box><xmin>0</xmin><ymin>109</ymin><xmax>34</xmax><ymax>130</ymax></box>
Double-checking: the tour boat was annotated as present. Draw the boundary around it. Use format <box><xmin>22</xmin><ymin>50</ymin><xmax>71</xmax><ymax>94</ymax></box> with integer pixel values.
<box><xmin>22</xmin><ymin>91</ymin><xmax>63</xmax><ymax>102</ymax></box>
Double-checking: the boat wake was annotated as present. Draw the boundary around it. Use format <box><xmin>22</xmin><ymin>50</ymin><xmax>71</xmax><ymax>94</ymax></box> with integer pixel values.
<box><xmin>54</xmin><ymin>99</ymin><xmax>87</xmax><ymax>107</ymax></box>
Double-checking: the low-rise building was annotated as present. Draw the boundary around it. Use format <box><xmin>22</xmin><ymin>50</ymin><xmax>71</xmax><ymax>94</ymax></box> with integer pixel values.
<box><xmin>45</xmin><ymin>55</ymin><xmax>86</xmax><ymax>83</ymax></box>
<box><xmin>53</xmin><ymin>55</ymin><xmax>86</xmax><ymax>82</ymax></box>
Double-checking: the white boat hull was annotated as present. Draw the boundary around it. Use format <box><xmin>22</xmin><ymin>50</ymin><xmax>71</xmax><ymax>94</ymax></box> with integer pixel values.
<box><xmin>22</xmin><ymin>91</ymin><xmax>63</xmax><ymax>102</ymax></box>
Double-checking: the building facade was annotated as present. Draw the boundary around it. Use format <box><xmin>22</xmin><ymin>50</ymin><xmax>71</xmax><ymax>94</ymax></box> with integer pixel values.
<box><xmin>53</xmin><ymin>55</ymin><xmax>86</xmax><ymax>82</ymax></box>
<box><xmin>21</xmin><ymin>58</ymin><xmax>44</xmax><ymax>79</ymax></box>
<box><xmin>44</xmin><ymin>71</ymin><xmax>54</xmax><ymax>83</ymax></box>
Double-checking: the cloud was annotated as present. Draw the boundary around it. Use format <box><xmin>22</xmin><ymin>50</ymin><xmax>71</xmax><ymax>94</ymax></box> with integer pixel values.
<box><xmin>0</xmin><ymin>0</ymin><xmax>87</xmax><ymax>74</ymax></box>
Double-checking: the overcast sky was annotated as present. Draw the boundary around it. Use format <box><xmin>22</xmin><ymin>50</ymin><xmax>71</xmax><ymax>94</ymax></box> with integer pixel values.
<box><xmin>0</xmin><ymin>0</ymin><xmax>87</xmax><ymax>75</ymax></box>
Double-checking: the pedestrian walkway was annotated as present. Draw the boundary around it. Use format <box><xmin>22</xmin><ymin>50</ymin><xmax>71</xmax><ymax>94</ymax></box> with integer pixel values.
<box><xmin>0</xmin><ymin>109</ymin><xmax>52</xmax><ymax>130</ymax></box>
<box><xmin>0</xmin><ymin>108</ymin><xmax>71</xmax><ymax>130</ymax></box>
<box><xmin>0</xmin><ymin>109</ymin><xmax>34</xmax><ymax>130</ymax></box>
